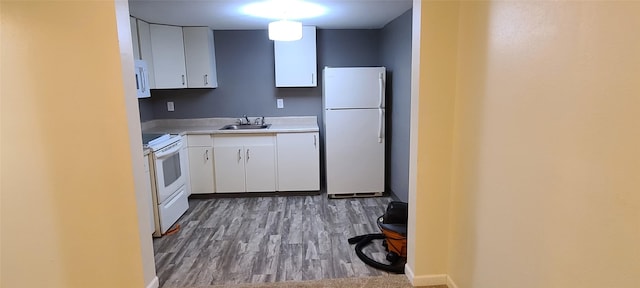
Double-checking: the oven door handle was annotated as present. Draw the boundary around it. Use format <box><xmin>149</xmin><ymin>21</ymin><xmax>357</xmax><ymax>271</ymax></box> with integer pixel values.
<box><xmin>154</xmin><ymin>140</ymin><xmax>183</xmax><ymax>159</ymax></box>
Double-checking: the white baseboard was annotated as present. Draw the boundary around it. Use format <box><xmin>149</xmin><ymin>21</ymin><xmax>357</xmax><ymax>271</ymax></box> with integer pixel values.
<box><xmin>415</xmin><ymin>274</ymin><xmax>448</xmax><ymax>286</ymax></box>
<box><xmin>404</xmin><ymin>264</ymin><xmax>448</xmax><ymax>286</ymax></box>
<box><xmin>405</xmin><ymin>263</ymin><xmax>415</xmax><ymax>284</ymax></box>
<box><xmin>146</xmin><ymin>276</ymin><xmax>159</xmax><ymax>288</ymax></box>
<box><xmin>447</xmin><ymin>275</ymin><xmax>459</xmax><ymax>288</ymax></box>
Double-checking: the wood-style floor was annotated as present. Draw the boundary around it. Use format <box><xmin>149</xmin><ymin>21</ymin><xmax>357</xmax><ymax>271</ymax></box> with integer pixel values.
<box><xmin>153</xmin><ymin>193</ymin><xmax>397</xmax><ymax>287</ymax></box>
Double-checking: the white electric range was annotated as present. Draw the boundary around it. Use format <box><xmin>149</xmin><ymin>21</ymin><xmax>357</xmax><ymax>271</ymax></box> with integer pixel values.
<box><xmin>144</xmin><ymin>133</ymin><xmax>189</xmax><ymax>237</ymax></box>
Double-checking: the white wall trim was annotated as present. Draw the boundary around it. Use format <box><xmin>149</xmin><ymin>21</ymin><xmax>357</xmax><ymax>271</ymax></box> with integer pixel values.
<box><xmin>146</xmin><ymin>276</ymin><xmax>159</xmax><ymax>288</ymax></box>
<box><xmin>447</xmin><ymin>275</ymin><xmax>459</xmax><ymax>288</ymax></box>
<box><xmin>414</xmin><ymin>274</ymin><xmax>448</xmax><ymax>286</ymax></box>
<box><xmin>405</xmin><ymin>264</ymin><xmax>448</xmax><ymax>286</ymax></box>
<box><xmin>405</xmin><ymin>263</ymin><xmax>415</xmax><ymax>284</ymax></box>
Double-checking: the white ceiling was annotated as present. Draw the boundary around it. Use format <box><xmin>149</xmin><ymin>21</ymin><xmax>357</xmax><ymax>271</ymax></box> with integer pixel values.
<box><xmin>128</xmin><ymin>0</ymin><xmax>413</xmax><ymax>30</ymax></box>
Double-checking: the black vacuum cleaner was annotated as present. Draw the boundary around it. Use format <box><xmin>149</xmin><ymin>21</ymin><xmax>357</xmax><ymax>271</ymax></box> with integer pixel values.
<box><xmin>348</xmin><ymin>201</ymin><xmax>408</xmax><ymax>274</ymax></box>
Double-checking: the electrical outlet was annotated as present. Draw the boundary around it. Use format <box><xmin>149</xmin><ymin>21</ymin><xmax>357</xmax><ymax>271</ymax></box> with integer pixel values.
<box><xmin>167</xmin><ymin>101</ymin><xmax>175</xmax><ymax>112</ymax></box>
<box><xmin>277</xmin><ymin>98</ymin><xmax>284</xmax><ymax>109</ymax></box>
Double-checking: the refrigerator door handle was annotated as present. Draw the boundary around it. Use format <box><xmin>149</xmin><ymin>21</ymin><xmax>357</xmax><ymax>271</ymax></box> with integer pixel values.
<box><xmin>378</xmin><ymin>72</ymin><xmax>384</xmax><ymax>109</ymax></box>
<box><xmin>378</xmin><ymin>71</ymin><xmax>385</xmax><ymax>143</ymax></box>
<box><xmin>378</xmin><ymin>108</ymin><xmax>383</xmax><ymax>143</ymax></box>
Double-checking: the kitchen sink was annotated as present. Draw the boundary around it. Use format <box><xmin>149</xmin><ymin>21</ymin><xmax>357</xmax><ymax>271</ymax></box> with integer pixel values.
<box><xmin>220</xmin><ymin>124</ymin><xmax>271</xmax><ymax>130</ymax></box>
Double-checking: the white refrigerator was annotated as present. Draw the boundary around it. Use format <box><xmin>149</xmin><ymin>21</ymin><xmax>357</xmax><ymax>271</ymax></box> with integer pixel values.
<box><xmin>323</xmin><ymin>67</ymin><xmax>386</xmax><ymax>196</ymax></box>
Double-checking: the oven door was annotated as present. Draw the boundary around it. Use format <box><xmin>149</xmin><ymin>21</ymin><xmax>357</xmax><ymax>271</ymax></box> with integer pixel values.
<box><xmin>153</xmin><ymin>137</ymin><xmax>186</xmax><ymax>204</ymax></box>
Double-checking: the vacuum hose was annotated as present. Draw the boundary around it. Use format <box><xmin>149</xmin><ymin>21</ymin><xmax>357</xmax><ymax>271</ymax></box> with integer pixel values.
<box><xmin>348</xmin><ymin>233</ymin><xmax>405</xmax><ymax>274</ymax></box>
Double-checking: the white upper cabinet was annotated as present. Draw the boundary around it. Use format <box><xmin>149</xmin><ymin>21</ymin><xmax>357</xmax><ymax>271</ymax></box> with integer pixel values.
<box><xmin>150</xmin><ymin>24</ymin><xmax>187</xmax><ymax>89</ymax></box>
<box><xmin>136</xmin><ymin>19</ymin><xmax>156</xmax><ymax>89</ymax></box>
<box><xmin>130</xmin><ymin>17</ymin><xmax>140</xmax><ymax>60</ymax></box>
<box><xmin>132</xmin><ymin>20</ymin><xmax>219</xmax><ymax>90</ymax></box>
<box><xmin>183</xmin><ymin>27</ymin><xmax>218</xmax><ymax>88</ymax></box>
<box><xmin>274</xmin><ymin>26</ymin><xmax>317</xmax><ymax>87</ymax></box>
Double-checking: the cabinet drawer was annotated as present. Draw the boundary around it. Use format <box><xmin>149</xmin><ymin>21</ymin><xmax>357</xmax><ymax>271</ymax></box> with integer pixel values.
<box><xmin>158</xmin><ymin>186</ymin><xmax>189</xmax><ymax>234</ymax></box>
<box><xmin>187</xmin><ymin>134</ymin><xmax>212</xmax><ymax>147</ymax></box>
<box><xmin>213</xmin><ymin>134</ymin><xmax>275</xmax><ymax>146</ymax></box>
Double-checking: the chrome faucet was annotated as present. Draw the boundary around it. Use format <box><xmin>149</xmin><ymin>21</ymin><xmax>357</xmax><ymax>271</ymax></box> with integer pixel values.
<box><xmin>254</xmin><ymin>116</ymin><xmax>265</xmax><ymax>125</ymax></box>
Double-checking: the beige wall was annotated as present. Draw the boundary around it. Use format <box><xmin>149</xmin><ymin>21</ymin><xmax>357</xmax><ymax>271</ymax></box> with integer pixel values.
<box><xmin>410</xmin><ymin>0</ymin><xmax>640</xmax><ymax>287</ymax></box>
<box><xmin>1</xmin><ymin>1</ymin><xmax>150</xmax><ymax>287</ymax></box>
<box><xmin>407</xmin><ymin>0</ymin><xmax>459</xmax><ymax>281</ymax></box>
<box><xmin>114</xmin><ymin>0</ymin><xmax>159</xmax><ymax>286</ymax></box>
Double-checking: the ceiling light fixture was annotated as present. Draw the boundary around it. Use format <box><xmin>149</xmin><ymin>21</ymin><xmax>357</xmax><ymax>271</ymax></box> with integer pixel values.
<box><xmin>241</xmin><ymin>0</ymin><xmax>326</xmax><ymax>41</ymax></box>
<box><xmin>268</xmin><ymin>19</ymin><xmax>302</xmax><ymax>41</ymax></box>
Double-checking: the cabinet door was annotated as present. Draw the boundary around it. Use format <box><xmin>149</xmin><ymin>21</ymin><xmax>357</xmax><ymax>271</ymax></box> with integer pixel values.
<box><xmin>181</xmin><ymin>140</ymin><xmax>191</xmax><ymax>195</ymax></box>
<box><xmin>183</xmin><ymin>27</ymin><xmax>218</xmax><ymax>88</ymax></box>
<box><xmin>187</xmin><ymin>146</ymin><xmax>214</xmax><ymax>194</ymax></box>
<box><xmin>137</xmin><ymin>19</ymin><xmax>156</xmax><ymax>88</ymax></box>
<box><xmin>274</xmin><ymin>26</ymin><xmax>317</xmax><ymax>87</ymax></box>
<box><xmin>143</xmin><ymin>155</ymin><xmax>154</xmax><ymax>233</ymax></box>
<box><xmin>244</xmin><ymin>144</ymin><xmax>276</xmax><ymax>192</ymax></box>
<box><xmin>213</xmin><ymin>146</ymin><xmax>246</xmax><ymax>193</ymax></box>
<box><xmin>276</xmin><ymin>133</ymin><xmax>320</xmax><ymax>191</ymax></box>
<box><xmin>130</xmin><ymin>17</ymin><xmax>140</xmax><ymax>60</ymax></box>
<box><xmin>150</xmin><ymin>24</ymin><xmax>187</xmax><ymax>89</ymax></box>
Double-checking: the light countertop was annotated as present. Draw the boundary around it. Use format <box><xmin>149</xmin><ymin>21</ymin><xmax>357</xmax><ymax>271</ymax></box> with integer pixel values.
<box><xmin>141</xmin><ymin>116</ymin><xmax>319</xmax><ymax>135</ymax></box>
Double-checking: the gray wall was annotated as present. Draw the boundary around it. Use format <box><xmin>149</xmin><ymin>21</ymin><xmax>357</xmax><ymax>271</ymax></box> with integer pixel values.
<box><xmin>381</xmin><ymin>9</ymin><xmax>412</xmax><ymax>202</ymax></box>
<box><xmin>140</xmin><ymin>29</ymin><xmax>380</xmax><ymax>121</ymax></box>
<box><xmin>138</xmin><ymin>97</ymin><xmax>154</xmax><ymax>122</ymax></box>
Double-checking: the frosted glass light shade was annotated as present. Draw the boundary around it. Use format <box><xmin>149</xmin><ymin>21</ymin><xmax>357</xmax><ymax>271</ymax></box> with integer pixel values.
<box><xmin>268</xmin><ymin>20</ymin><xmax>302</xmax><ymax>41</ymax></box>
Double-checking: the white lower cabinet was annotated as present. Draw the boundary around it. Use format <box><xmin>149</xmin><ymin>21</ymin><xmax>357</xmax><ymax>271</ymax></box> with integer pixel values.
<box><xmin>244</xmin><ymin>145</ymin><xmax>278</xmax><ymax>192</ymax></box>
<box><xmin>185</xmin><ymin>132</ymin><xmax>319</xmax><ymax>194</ymax></box>
<box><xmin>143</xmin><ymin>154</ymin><xmax>154</xmax><ymax>234</ymax></box>
<box><xmin>186</xmin><ymin>135</ymin><xmax>214</xmax><ymax>194</ymax></box>
<box><xmin>276</xmin><ymin>132</ymin><xmax>320</xmax><ymax>191</ymax></box>
<box><xmin>213</xmin><ymin>135</ymin><xmax>276</xmax><ymax>193</ymax></box>
<box><xmin>213</xmin><ymin>145</ymin><xmax>246</xmax><ymax>192</ymax></box>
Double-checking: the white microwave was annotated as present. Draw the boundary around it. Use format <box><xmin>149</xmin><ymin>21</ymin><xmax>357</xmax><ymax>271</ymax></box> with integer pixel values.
<box><xmin>134</xmin><ymin>60</ymin><xmax>150</xmax><ymax>98</ymax></box>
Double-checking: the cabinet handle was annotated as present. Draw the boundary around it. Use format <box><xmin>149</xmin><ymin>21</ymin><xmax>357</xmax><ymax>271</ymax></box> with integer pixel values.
<box><xmin>204</xmin><ymin>74</ymin><xmax>208</xmax><ymax>85</ymax></box>
<box><xmin>139</xmin><ymin>67</ymin><xmax>146</xmax><ymax>92</ymax></box>
<box><xmin>204</xmin><ymin>149</ymin><xmax>209</xmax><ymax>161</ymax></box>
<box><xmin>313</xmin><ymin>135</ymin><xmax>317</xmax><ymax>148</ymax></box>
<box><xmin>311</xmin><ymin>73</ymin><xmax>314</xmax><ymax>85</ymax></box>
<box><xmin>246</xmin><ymin>149</ymin><xmax>250</xmax><ymax>161</ymax></box>
<box><xmin>182</xmin><ymin>74</ymin><xmax>185</xmax><ymax>85</ymax></box>
<box><xmin>238</xmin><ymin>149</ymin><xmax>242</xmax><ymax>162</ymax></box>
